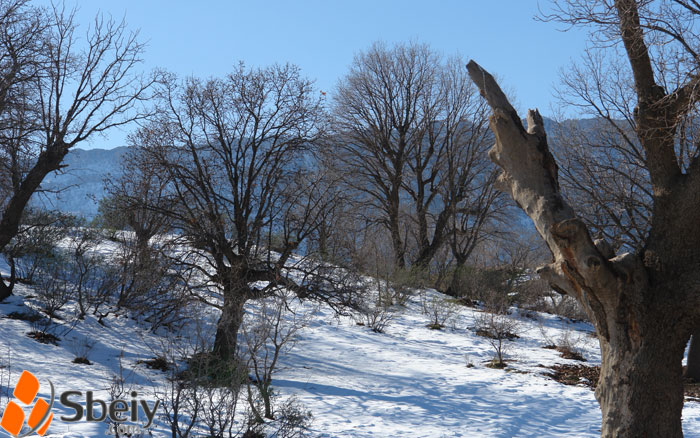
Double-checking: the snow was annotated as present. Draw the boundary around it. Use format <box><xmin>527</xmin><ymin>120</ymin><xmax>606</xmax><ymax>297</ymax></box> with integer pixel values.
<box><xmin>1</xmin><ymin>254</ymin><xmax>700</xmax><ymax>437</ymax></box>
<box><xmin>272</xmin><ymin>295</ymin><xmax>605</xmax><ymax>438</ymax></box>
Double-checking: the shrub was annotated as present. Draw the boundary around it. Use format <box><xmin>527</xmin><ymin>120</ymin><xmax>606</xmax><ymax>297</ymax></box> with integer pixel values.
<box><xmin>243</xmin><ymin>295</ymin><xmax>310</xmax><ymax>421</ymax></box>
<box><xmin>6</xmin><ymin>310</ymin><xmax>42</xmax><ymax>323</ymax></box>
<box><xmin>7</xmin><ymin>210</ymin><xmax>72</xmax><ymax>285</ymax></box>
<box><xmin>157</xmin><ymin>343</ymin><xmax>247</xmax><ymax>437</ymax></box>
<box><xmin>136</xmin><ymin>356</ymin><xmax>171</xmax><ymax>372</ymax></box>
<box><xmin>474</xmin><ymin>311</ymin><xmax>520</xmax><ymax>368</ymax></box>
<box><xmin>449</xmin><ymin>266</ymin><xmax>513</xmax><ymax>310</ymax></box>
<box><xmin>354</xmin><ymin>300</ymin><xmax>395</xmax><ymax>334</ymax></box>
<box><xmin>181</xmin><ymin>351</ymin><xmax>248</xmax><ymax>387</ymax></box>
<box><xmin>33</xmin><ymin>254</ymin><xmax>74</xmax><ymax>320</ymax></box>
<box><xmin>69</xmin><ymin>337</ymin><xmax>95</xmax><ymax>364</ymax></box>
<box><xmin>420</xmin><ymin>292</ymin><xmax>458</xmax><ymax>330</ymax></box>
<box><xmin>269</xmin><ymin>395</ymin><xmax>313</xmax><ymax>438</ymax></box>
<box><xmin>541</xmin><ymin>325</ymin><xmax>587</xmax><ymax>361</ymax></box>
<box><xmin>545</xmin><ymin>294</ymin><xmax>590</xmax><ymax>322</ymax></box>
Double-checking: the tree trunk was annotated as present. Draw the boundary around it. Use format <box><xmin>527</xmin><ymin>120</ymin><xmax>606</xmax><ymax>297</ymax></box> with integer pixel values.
<box><xmin>386</xmin><ymin>179</ymin><xmax>407</xmax><ymax>269</ymax></box>
<box><xmin>445</xmin><ymin>257</ymin><xmax>467</xmax><ymax>298</ymax></box>
<box><xmin>0</xmin><ymin>279</ymin><xmax>11</xmax><ymax>302</ymax></box>
<box><xmin>414</xmin><ymin>206</ymin><xmax>451</xmax><ymax>268</ymax></box>
<box><xmin>597</xmin><ymin>312</ymin><xmax>687</xmax><ymax>438</ymax></box>
<box><xmin>262</xmin><ymin>380</ymin><xmax>273</xmax><ymax>419</ymax></box>
<box><xmin>388</xmin><ymin>209</ymin><xmax>406</xmax><ymax>269</ymax></box>
<box><xmin>213</xmin><ymin>289</ymin><xmax>247</xmax><ymax>361</ymax></box>
<box><xmin>0</xmin><ymin>256</ymin><xmax>16</xmax><ymax>302</ymax></box>
<box><xmin>466</xmin><ymin>61</ymin><xmax>696</xmax><ymax>438</ymax></box>
<box><xmin>685</xmin><ymin>330</ymin><xmax>700</xmax><ymax>382</ymax></box>
<box><xmin>0</xmin><ymin>142</ymin><xmax>69</xmax><ymax>254</ymax></box>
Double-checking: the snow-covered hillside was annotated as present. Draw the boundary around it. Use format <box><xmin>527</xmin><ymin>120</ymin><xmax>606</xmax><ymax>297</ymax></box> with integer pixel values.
<box><xmin>1</xmin><ymin>253</ymin><xmax>700</xmax><ymax>437</ymax></box>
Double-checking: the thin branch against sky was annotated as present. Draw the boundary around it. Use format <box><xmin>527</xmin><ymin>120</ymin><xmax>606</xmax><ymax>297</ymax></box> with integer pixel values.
<box><xmin>49</xmin><ymin>0</ymin><xmax>589</xmax><ymax>149</ymax></box>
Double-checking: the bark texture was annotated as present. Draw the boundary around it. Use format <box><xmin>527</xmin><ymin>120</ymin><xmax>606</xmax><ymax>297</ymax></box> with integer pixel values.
<box><xmin>213</xmin><ymin>290</ymin><xmax>247</xmax><ymax>360</ymax></box>
<box><xmin>467</xmin><ymin>60</ymin><xmax>696</xmax><ymax>438</ymax></box>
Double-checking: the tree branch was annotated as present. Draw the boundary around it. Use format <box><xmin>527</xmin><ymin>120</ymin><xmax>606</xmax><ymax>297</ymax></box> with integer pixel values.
<box><xmin>614</xmin><ymin>0</ymin><xmax>682</xmax><ymax>193</ymax></box>
<box><xmin>466</xmin><ymin>60</ymin><xmax>643</xmax><ymax>335</ymax></box>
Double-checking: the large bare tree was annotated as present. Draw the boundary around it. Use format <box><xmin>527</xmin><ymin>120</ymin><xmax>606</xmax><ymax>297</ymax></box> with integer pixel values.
<box><xmin>0</xmin><ymin>1</ymin><xmax>153</xmax><ymax>300</ymax></box>
<box><xmin>467</xmin><ymin>0</ymin><xmax>700</xmax><ymax>431</ymax></box>
<box><xmin>546</xmin><ymin>9</ymin><xmax>700</xmax><ymax>381</ymax></box>
<box><xmin>130</xmin><ymin>64</ymin><xmax>331</xmax><ymax>361</ymax></box>
<box><xmin>332</xmin><ymin>42</ymin><xmax>500</xmax><ymax>271</ymax></box>
<box><xmin>332</xmin><ymin>42</ymin><xmax>436</xmax><ymax>268</ymax></box>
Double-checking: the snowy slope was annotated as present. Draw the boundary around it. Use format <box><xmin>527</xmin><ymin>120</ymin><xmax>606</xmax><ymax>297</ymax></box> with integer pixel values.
<box><xmin>1</xmin><ymin>256</ymin><xmax>699</xmax><ymax>437</ymax></box>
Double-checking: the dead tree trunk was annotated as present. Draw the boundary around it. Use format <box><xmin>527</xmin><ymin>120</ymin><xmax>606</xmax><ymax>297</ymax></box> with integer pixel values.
<box><xmin>467</xmin><ymin>61</ymin><xmax>694</xmax><ymax>438</ymax></box>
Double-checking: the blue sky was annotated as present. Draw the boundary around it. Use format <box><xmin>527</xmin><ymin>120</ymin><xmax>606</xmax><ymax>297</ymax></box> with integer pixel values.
<box><xmin>63</xmin><ymin>1</ymin><xmax>591</xmax><ymax>149</ymax></box>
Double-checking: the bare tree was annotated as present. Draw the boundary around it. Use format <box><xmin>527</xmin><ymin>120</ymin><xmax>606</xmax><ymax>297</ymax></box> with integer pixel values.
<box><xmin>332</xmin><ymin>43</ymin><xmax>501</xmax><ymax>273</ymax></box>
<box><xmin>332</xmin><ymin>42</ymin><xmax>436</xmax><ymax>268</ymax></box>
<box><xmin>103</xmin><ymin>146</ymin><xmax>173</xmax><ymax>250</ymax></box>
<box><xmin>131</xmin><ymin>64</ymin><xmax>329</xmax><ymax>361</ymax></box>
<box><xmin>0</xmin><ymin>2</ymin><xmax>153</xmax><ymax>300</ymax></box>
<box><xmin>467</xmin><ymin>2</ymin><xmax>700</xmax><ymax>426</ymax></box>
<box><xmin>0</xmin><ymin>0</ymin><xmax>46</xmax><ymax>299</ymax></box>
<box><xmin>542</xmin><ymin>1</ymin><xmax>700</xmax><ymax>384</ymax></box>
<box><xmin>410</xmin><ymin>58</ymin><xmax>504</xmax><ymax>269</ymax></box>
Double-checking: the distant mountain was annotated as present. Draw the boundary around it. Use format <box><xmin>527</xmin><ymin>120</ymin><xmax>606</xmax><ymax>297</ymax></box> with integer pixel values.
<box><xmin>32</xmin><ymin>147</ymin><xmax>128</xmax><ymax>219</ymax></box>
<box><xmin>25</xmin><ymin>117</ymin><xmax>612</xmax><ymax>220</ymax></box>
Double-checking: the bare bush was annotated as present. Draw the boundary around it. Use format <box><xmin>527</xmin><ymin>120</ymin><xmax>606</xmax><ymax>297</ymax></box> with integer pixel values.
<box><xmin>69</xmin><ymin>337</ymin><xmax>95</xmax><ymax>364</ymax></box>
<box><xmin>543</xmin><ymin>294</ymin><xmax>589</xmax><ymax>322</ymax></box>
<box><xmin>157</xmin><ymin>357</ymin><xmax>248</xmax><ymax>437</ymax></box>
<box><xmin>107</xmin><ymin>350</ymin><xmax>151</xmax><ymax>438</ymax></box>
<box><xmin>449</xmin><ymin>266</ymin><xmax>508</xmax><ymax>308</ymax></box>
<box><xmin>356</xmin><ymin>304</ymin><xmax>395</xmax><ymax>334</ymax></box>
<box><xmin>64</xmin><ymin>225</ymin><xmax>104</xmax><ymax>319</ymax></box>
<box><xmin>539</xmin><ymin>322</ymin><xmax>588</xmax><ymax>362</ymax></box>
<box><xmin>33</xmin><ymin>255</ymin><xmax>73</xmax><ymax>320</ymax></box>
<box><xmin>6</xmin><ymin>210</ymin><xmax>70</xmax><ymax>285</ymax></box>
<box><xmin>198</xmin><ymin>383</ymin><xmax>244</xmax><ymax>438</ymax></box>
<box><xmin>158</xmin><ymin>373</ymin><xmax>200</xmax><ymax>438</ymax></box>
<box><xmin>243</xmin><ymin>294</ymin><xmax>310</xmax><ymax>422</ymax></box>
<box><xmin>267</xmin><ymin>395</ymin><xmax>313</xmax><ymax>438</ymax></box>
<box><xmin>420</xmin><ymin>291</ymin><xmax>458</xmax><ymax>330</ymax></box>
<box><xmin>513</xmin><ymin>276</ymin><xmax>552</xmax><ymax>313</ymax></box>
<box><xmin>352</xmin><ymin>278</ymin><xmax>398</xmax><ymax>334</ymax></box>
<box><xmin>387</xmin><ymin>268</ymin><xmax>429</xmax><ymax>306</ymax></box>
<box><xmin>89</xmin><ymin>264</ymin><xmax>122</xmax><ymax>324</ymax></box>
<box><xmin>153</xmin><ymin>311</ymin><xmax>250</xmax><ymax>438</ymax></box>
<box><xmin>474</xmin><ymin>311</ymin><xmax>520</xmax><ymax>368</ymax></box>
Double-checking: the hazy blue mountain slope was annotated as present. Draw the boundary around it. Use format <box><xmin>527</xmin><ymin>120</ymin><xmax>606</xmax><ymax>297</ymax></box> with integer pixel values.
<box><xmin>25</xmin><ymin>117</ymin><xmax>611</xmax><ymax>220</ymax></box>
<box><xmin>32</xmin><ymin>147</ymin><xmax>128</xmax><ymax>219</ymax></box>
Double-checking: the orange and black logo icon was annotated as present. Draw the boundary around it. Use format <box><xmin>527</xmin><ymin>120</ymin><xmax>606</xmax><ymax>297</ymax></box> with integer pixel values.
<box><xmin>0</xmin><ymin>371</ymin><xmax>54</xmax><ymax>437</ymax></box>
